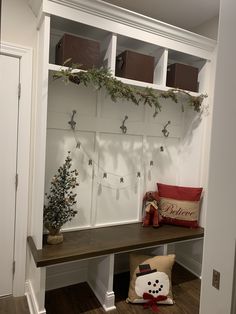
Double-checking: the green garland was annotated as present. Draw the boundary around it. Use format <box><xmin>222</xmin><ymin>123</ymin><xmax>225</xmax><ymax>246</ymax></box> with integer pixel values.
<box><xmin>53</xmin><ymin>62</ymin><xmax>207</xmax><ymax>117</ymax></box>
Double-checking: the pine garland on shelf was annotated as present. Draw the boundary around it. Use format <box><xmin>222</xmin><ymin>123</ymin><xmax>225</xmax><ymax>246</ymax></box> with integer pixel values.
<box><xmin>53</xmin><ymin>61</ymin><xmax>207</xmax><ymax>117</ymax></box>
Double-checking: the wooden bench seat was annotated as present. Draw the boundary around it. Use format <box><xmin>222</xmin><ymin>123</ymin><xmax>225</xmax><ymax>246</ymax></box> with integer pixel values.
<box><xmin>27</xmin><ymin>223</ymin><xmax>204</xmax><ymax>267</ymax></box>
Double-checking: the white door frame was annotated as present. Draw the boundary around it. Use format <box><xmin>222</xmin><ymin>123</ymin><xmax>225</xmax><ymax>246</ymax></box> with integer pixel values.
<box><xmin>0</xmin><ymin>42</ymin><xmax>32</xmax><ymax>296</ymax></box>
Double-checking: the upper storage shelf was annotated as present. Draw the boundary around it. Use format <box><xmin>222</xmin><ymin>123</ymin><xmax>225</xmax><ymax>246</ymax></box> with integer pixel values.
<box><xmin>38</xmin><ymin>0</ymin><xmax>216</xmax><ymax>94</ymax></box>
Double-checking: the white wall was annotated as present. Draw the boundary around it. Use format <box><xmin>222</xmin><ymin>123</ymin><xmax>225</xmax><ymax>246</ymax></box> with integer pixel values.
<box><xmin>1</xmin><ymin>0</ymin><xmax>37</xmax><ymax>47</ymax></box>
<box><xmin>192</xmin><ymin>15</ymin><xmax>219</xmax><ymax>40</ymax></box>
<box><xmin>200</xmin><ymin>0</ymin><xmax>236</xmax><ymax>313</ymax></box>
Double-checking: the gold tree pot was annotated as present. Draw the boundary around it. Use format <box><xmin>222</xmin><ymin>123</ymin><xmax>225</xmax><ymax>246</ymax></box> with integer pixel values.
<box><xmin>47</xmin><ymin>228</ymin><xmax>63</xmax><ymax>245</ymax></box>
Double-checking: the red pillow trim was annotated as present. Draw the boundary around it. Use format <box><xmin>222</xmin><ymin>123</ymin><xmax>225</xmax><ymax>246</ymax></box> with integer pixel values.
<box><xmin>159</xmin><ymin>216</ymin><xmax>199</xmax><ymax>228</ymax></box>
<box><xmin>157</xmin><ymin>182</ymin><xmax>202</xmax><ymax>201</ymax></box>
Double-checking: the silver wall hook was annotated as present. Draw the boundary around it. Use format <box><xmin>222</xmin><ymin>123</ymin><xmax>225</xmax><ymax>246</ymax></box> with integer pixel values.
<box><xmin>68</xmin><ymin>110</ymin><xmax>77</xmax><ymax>130</ymax></box>
<box><xmin>120</xmin><ymin>115</ymin><xmax>128</xmax><ymax>134</ymax></box>
<box><xmin>162</xmin><ymin>120</ymin><xmax>171</xmax><ymax>137</ymax></box>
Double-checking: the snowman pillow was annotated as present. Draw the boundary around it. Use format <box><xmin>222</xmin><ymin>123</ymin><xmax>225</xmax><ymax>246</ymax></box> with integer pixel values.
<box><xmin>127</xmin><ymin>253</ymin><xmax>175</xmax><ymax>306</ymax></box>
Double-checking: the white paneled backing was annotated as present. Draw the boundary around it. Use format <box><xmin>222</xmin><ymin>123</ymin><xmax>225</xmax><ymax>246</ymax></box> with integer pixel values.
<box><xmin>95</xmin><ymin>133</ymin><xmax>143</xmax><ymax>226</ymax></box>
<box><xmin>146</xmin><ymin>97</ymin><xmax>183</xmax><ymax>125</ymax></box>
<box><xmin>48</xmin><ymin>73</ymin><xmax>97</xmax><ymax>118</ymax></box>
<box><xmin>145</xmin><ymin>97</ymin><xmax>183</xmax><ymax>138</ymax></box>
<box><xmin>100</xmin><ymin>87</ymin><xmax>183</xmax><ymax>137</ymax></box>
<box><xmin>45</xmin><ymin>129</ymin><xmax>95</xmax><ymax>229</ymax></box>
<box><xmin>144</xmin><ymin>136</ymin><xmax>180</xmax><ymax>192</ymax></box>
<box><xmin>100</xmin><ymin>88</ymin><xmax>145</xmax><ymax>122</ymax></box>
<box><xmin>46</xmin><ymin>71</ymin><xmax>205</xmax><ymax>228</ymax></box>
<box><xmin>178</xmin><ymin>107</ymin><xmax>204</xmax><ymax>186</ymax></box>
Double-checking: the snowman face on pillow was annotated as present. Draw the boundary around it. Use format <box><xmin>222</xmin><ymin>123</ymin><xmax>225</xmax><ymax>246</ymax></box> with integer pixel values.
<box><xmin>135</xmin><ymin>271</ymin><xmax>170</xmax><ymax>297</ymax></box>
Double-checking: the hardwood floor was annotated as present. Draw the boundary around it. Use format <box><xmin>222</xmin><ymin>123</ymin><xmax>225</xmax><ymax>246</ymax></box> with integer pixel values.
<box><xmin>0</xmin><ymin>263</ymin><xmax>200</xmax><ymax>314</ymax></box>
<box><xmin>45</xmin><ymin>263</ymin><xmax>201</xmax><ymax>314</ymax></box>
<box><xmin>0</xmin><ymin>295</ymin><xmax>29</xmax><ymax>314</ymax></box>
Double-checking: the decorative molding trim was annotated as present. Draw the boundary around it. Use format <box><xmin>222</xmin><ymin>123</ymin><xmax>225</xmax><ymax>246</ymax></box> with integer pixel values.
<box><xmin>47</xmin><ymin>0</ymin><xmax>216</xmax><ymax>55</ymax></box>
<box><xmin>104</xmin><ymin>291</ymin><xmax>116</xmax><ymax>312</ymax></box>
<box><xmin>0</xmin><ymin>42</ymin><xmax>32</xmax><ymax>57</ymax></box>
<box><xmin>0</xmin><ymin>42</ymin><xmax>32</xmax><ymax>297</ymax></box>
<box><xmin>25</xmin><ymin>281</ymin><xmax>46</xmax><ymax>314</ymax></box>
<box><xmin>88</xmin><ymin>278</ymin><xmax>116</xmax><ymax>312</ymax></box>
<box><xmin>87</xmin><ymin>277</ymin><xmax>106</xmax><ymax>307</ymax></box>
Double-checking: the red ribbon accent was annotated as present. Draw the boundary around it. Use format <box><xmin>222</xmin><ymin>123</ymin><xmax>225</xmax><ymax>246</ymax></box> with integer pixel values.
<box><xmin>143</xmin><ymin>293</ymin><xmax>167</xmax><ymax>312</ymax></box>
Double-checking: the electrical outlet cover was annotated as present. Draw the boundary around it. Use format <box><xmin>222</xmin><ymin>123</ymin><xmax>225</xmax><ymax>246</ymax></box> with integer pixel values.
<box><xmin>212</xmin><ymin>269</ymin><xmax>220</xmax><ymax>290</ymax></box>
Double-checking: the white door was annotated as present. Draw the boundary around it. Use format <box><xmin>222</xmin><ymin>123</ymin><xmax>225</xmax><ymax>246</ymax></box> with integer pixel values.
<box><xmin>0</xmin><ymin>54</ymin><xmax>19</xmax><ymax>296</ymax></box>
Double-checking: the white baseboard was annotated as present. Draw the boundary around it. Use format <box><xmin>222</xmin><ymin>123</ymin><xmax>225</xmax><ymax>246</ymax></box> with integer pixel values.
<box><xmin>176</xmin><ymin>253</ymin><xmax>202</xmax><ymax>278</ymax></box>
<box><xmin>88</xmin><ymin>278</ymin><xmax>116</xmax><ymax>311</ymax></box>
<box><xmin>25</xmin><ymin>281</ymin><xmax>46</xmax><ymax>314</ymax></box>
<box><xmin>104</xmin><ymin>291</ymin><xmax>116</xmax><ymax>312</ymax></box>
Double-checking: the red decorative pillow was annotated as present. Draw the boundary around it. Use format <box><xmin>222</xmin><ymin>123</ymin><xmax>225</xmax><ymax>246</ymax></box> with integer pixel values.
<box><xmin>157</xmin><ymin>183</ymin><xmax>203</xmax><ymax>228</ymax></box>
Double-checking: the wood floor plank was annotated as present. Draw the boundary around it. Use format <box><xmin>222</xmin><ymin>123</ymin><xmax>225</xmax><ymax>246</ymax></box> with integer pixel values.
<box><xmin>0</xmin><ymin>296</ymin><xmax>29</xmax><ymax>314</ymax></box>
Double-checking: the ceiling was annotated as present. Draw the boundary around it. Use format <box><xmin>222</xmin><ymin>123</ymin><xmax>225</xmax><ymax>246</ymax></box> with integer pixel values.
<box><xmin>102</xmin><ymin>0</ymin><xmax>220</xmax><ymax>30</ymax></box>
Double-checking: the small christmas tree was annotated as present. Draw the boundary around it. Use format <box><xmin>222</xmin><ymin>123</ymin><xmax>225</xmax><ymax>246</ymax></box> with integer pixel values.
<box><xmin>44</xmin><ymin>152</ymin><xmax>79</xmax><ymax>234</ymax></box>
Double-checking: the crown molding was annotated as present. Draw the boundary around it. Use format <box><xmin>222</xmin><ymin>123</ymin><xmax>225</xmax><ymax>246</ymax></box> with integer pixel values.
<box><xmin>49</xmin><ymin>0</ymin><xmax>216</xmax><ymax>53</ymax></box>
<box><xmin>28</xmin><ymin>0</ymin><xmax>216</xmax><ymax>57</ymax></box>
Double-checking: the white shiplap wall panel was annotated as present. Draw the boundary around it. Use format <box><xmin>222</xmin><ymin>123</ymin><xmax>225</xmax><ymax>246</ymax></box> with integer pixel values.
<box><xmin>100</xmin><ymin>88</ymin><xmax>145</xmax><ymax>122</ymax></box>
<box><xmin>144</xmin><ymin>136</ymin><xmax>180</xmax><ymax>192</ymax></box>
<box><xmin>45</xmin><ymin>129</ymin><xmax>95</xmax><ymax>229</ymax></box>
<box><xmin>178</xmin><ymin>108</ymin><xmax>204</xmax><ymax>187</ymax></box>
<box><xmin>46</xmin><ymin>70</ymin><xmax>202</xmax><ymax>229</ymax></box>
<box><xmin>48</xmin><ymin>73</ymin><xmax>97</xmax><ymax>117</ymax></box>
<box><xmin>95</xmin><ymin>133</ymin><xmax>143</xmax><ymax>226</ymax></box>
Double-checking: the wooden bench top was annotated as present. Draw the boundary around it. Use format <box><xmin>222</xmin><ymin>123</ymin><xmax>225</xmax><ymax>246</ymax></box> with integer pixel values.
<box><xmin>28</xmin><ymin>223</ymin><xmax>204</xmax><ymax>267</ymax></box>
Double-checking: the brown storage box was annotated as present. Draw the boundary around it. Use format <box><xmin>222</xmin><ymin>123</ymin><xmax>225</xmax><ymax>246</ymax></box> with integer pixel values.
<box><xmin>166</xmin><ymin>63</ymin><xmax>198</xmax><ymax>92</ymax></box>
<box><xmin>115</xmin><ymin>50</ymin><xmax>154</xmax><ymax>83</ymax></box>
<box><xmin>55</xmin><ymin>33</ymin><xmax>100</xmax><ymax>70</ymax></box>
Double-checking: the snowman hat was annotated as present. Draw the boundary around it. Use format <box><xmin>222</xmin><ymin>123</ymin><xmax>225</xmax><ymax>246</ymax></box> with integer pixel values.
<box><xmin>136</xmin><ymin>263</ymin><xmax>157</xmax><ymax>277</ymax></box>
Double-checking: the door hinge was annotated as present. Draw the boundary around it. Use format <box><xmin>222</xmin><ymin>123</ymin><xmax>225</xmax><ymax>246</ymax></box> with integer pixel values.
<box><xmin>15</xmin><ymin>173</ymin><xmax>19</xmax><ymax>190</ymax></box>
<box><xmin>13</xmin><ymin>261</ymin><xmax>16</xmax><ymax>276</ymax></box>
<box><xmin>18</xmin><ymin>83</ymin><xmax>21</xmax><ymax>99</ymax></box>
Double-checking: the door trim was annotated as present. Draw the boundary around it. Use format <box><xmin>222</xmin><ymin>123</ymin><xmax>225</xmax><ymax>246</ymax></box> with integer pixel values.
<box><xmin>0</xmin><ymin>42</ymin><xmax>32</xmax><ymax>296</ymax></box>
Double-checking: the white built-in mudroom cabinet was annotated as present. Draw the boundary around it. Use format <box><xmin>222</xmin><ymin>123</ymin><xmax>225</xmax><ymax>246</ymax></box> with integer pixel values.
<box><xmin>26</xmin><ymin>0</ymin><xmax>216</xmax><ymax>313</ymax></box>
